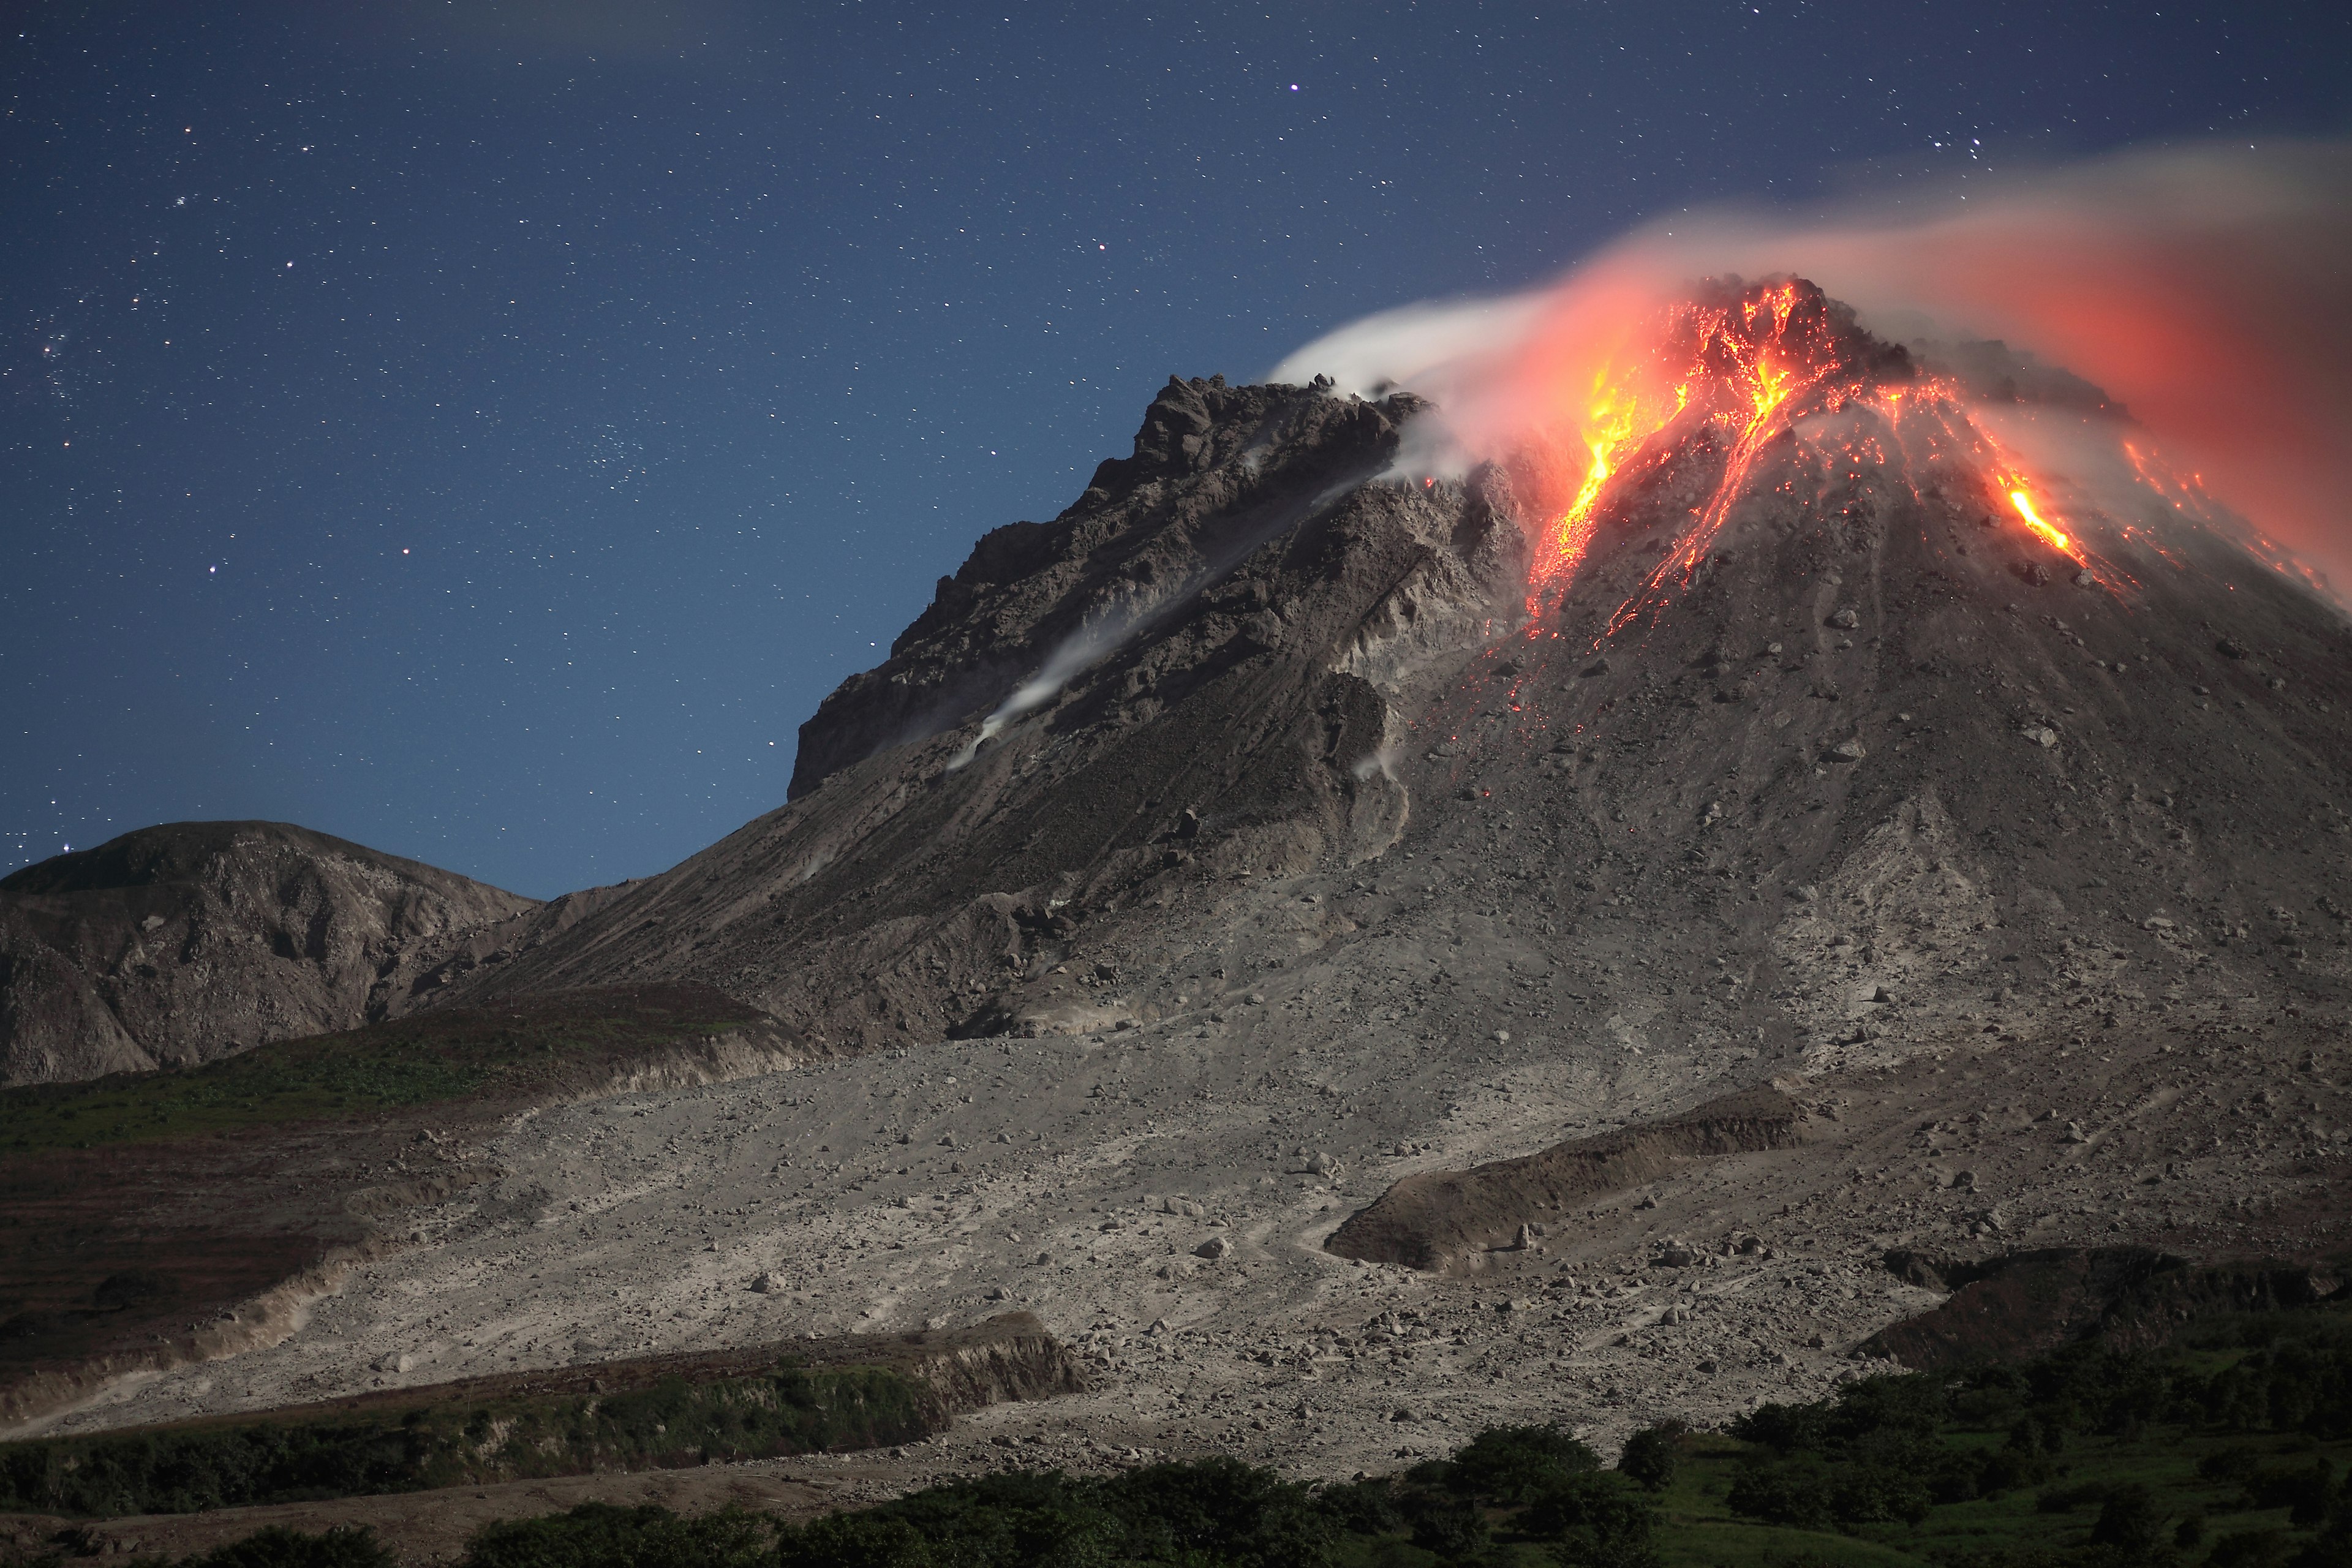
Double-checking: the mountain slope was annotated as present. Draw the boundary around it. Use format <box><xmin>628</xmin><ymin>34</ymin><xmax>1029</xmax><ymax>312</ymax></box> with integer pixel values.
<box><xmin>31</xmin><ymin>280</ymin><xmax>2352</xmax><ymax>1468</ymax></box>
<box><xmin>456</xmin><ymin>287</ymin><xmax>2352</xmax><ymax>1093</ymax></box>
<box><xmin>1</xmin><ymin>822</ymin><xmax>539</xmax><ymax>1085</ymax></box>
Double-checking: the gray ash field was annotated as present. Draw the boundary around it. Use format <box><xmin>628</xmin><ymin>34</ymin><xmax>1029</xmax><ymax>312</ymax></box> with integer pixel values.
<box><xmin>11</xmin><ymin>277</ymin><xmax>2352</xmax><ymax>1534</ymax></box>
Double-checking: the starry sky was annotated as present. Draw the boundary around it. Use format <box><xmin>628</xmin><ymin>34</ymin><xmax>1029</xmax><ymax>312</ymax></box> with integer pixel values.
<box><xmin>6</xmin><ymin>1</ymin><xmax>2345</xmax><ymax>897</ymax></box>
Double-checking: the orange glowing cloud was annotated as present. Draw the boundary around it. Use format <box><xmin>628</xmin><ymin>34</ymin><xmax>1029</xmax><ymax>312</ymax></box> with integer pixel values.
<box><xmin>1274</xmin><ymin>139</ymin><xmax>2352</xmax><ymax>597</ymax></box>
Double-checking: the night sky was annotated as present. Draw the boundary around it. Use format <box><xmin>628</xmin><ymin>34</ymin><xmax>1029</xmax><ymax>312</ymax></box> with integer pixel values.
<box><xmin>6</xmin><ymin>2</ymin><xmax>2345</xmax><ymax>898</ymax></box>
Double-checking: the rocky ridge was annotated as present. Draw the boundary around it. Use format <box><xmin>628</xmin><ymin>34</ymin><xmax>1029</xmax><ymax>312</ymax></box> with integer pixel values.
<box><xmin>0</xmin><ymin>822</ymin><xmax>540</xmax><ymax>1085</ymax></box>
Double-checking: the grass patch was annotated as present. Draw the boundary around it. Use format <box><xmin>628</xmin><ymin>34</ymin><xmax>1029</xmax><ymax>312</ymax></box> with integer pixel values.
<box><xmin>0</xmin><ymin>986</ymin><xmax>765</xmax><ymax>1154</ymax></box>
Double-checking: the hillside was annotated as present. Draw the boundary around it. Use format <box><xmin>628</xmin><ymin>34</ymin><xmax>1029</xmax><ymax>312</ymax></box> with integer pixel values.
<box><xmin>0</xmin><ymin>822</ymin><xmax>544</xmax><ymax>1085</ymax></box>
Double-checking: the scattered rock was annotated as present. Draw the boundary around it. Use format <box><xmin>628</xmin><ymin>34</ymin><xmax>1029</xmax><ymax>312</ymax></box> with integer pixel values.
<box><xmin>1194</xmin><ymin>1235</ymin><xmax>1229</xmax><ymax>1260</ymax></box>
<box><xmin>1828</xmin><ymin>608</ymin><xmax>1860</xmax><ymax>629</ymax></box>
<box><xmin>2022</xmin><ymin>725</ymin><xmax>2059</xmax><ymax>748</ymax></box>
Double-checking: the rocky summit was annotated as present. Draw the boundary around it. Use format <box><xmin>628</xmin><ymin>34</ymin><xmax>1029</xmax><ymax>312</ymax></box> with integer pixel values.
<box><xmin>6</xmin><ymin>278</ymin><xmax>2350</xmax><ymax>1551</ymax></box>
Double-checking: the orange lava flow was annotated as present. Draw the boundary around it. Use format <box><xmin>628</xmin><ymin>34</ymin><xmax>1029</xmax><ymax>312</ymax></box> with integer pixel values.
<box><xmin>2006</xmin><ymin>486</ymin><xmax>2075</xmax><ymax>557</ymax></box>
<box><xmin>1528</xmin><ymin>281</ymin><xmax>1850</xmax><ymax>620</ymax></box>
<box><xmin>1502</xmin><ymin>276</ymin><xmax>2275</xmax><ymax>625</ymax></box>
<box><xmin>1527</xmin><ymin>372</ymin><xmax>1686</xmax><ymax>593</ymax></box>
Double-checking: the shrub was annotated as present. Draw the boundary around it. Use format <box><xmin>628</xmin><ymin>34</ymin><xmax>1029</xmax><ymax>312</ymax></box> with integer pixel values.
<box><xmin>774</xmin><ymin>1513</ymin><xmax>936</xmax><ymax>1568</ymax></box>
<box><xmin>1615</xmin><ymin>1425</ymin><xmax>1679</xmax><ymax>1493</ymax></box>
<box><xmin>462</xmin><ymin>1503</ymin><xmax>774</xmax><ymax>1568</ymax></box>
<box><xmin>184</xmin><ymin>1526</ymin><xmax>399</xmax><ymax>1568</ymax></box>
<box><xmin>1096</xmin><ymin>1455</ymin><xmax>1333</xmax><ymax>1568</ymax></box>
<box><xmin>1724</xmin><ymin>1458</ymin><xmax>1836</xmax><ymax>1531</ymax></box>
<box><xmin>1824</xmin><ymin>1373</ymin><xmax>1945</xmax><ymax>1446</ymax></box>
<box><xmin>1396</xmin><ymin>1485</ymin><xmax>1485</xmax><ymax>1558</ymax></box>
<box><xmin>1312</xmin><ymin>1477</ymin><xmax>1402</xmax><ymax>1536</ymax></box>
<box><xmin>1447</xmin><ymin>1423</ymin><xmax>1600</xmax><ymax>1504</ymax></box>
<box><xmin>1826</xmin><ymin>1463</ymin><xmax>1932</xmax><ymax>1527</ymax></box>
<box><xmin>1729</xmin><ymin>1401</ymin><xmax>1828</xmax><ymax>1455</ymax></box>
<box><xmin>2087</xmin><ymin>1482</ymin><xmax>2166</xmax><ymax>1555</ymax></box>
<box><xmin>1521</xmin><ymin>1471</ymin><xmax>1659</xmax><ymax>1567</ymax></box>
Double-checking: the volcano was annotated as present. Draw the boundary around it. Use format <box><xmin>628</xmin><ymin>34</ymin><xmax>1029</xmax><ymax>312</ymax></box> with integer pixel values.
<box><xmin>447</xmin><ymin>277</ymin><xmax>2352</xmax><ymax>1082</ymax></box>
<box><xmin>17</xmin><ymin>277</ymin><xmax>2352</xmax><ymax>1490</ymax></box>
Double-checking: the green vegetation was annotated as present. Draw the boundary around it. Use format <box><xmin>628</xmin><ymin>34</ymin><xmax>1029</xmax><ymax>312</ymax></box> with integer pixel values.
<box><xmin>1654</xmin><ymin>1303</ymin><xmax>2352</xmax><ymax>1566</ymax></box>
<box><xmin>0</xmin><ymin>1362</ymin><xmax>938</xmax><ymax>1518</ymax></box>
<box><xmin>0</xmin><ymin>986</ymin><xmax>762</xmax><ymax>1153</ymax></box>
<box><xmin>15</xmin><ymin>1305</ymin><xmax>2352</xmax><ymax>1567</ymax></box>
<box><xmin>442</xmin><ymin>1449</ymin><xmax>1647</xmax><ymax>1568</ymax></box>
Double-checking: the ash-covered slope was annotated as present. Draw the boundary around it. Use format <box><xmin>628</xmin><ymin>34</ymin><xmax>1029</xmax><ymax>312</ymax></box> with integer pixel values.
<box><xmin>461</xmin><ymin>284</ymin><xmax>2352</xmax><ymax>1101</ymax></box>
<box><xmin>1</xmin><ymin>822</ymin><xmax>538</xmax><ymax>1085</ymax></box>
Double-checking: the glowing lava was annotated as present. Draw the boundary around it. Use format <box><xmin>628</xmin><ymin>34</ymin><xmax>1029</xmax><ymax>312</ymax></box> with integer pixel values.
<box><xmin>1522</xmin><ymin>277</ymin><xmax>1886</xmax><ymax>626</ymax></box>
<box><xmin>2005</xmin><ymin>486</ymin><xmax>2075</xmax><ymax>557</ymax></box>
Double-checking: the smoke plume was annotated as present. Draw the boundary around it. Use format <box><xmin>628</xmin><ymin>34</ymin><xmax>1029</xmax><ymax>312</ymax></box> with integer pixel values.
<box><xmin>1273</xmin><ymin>140</ymin><xmax>2352</xmax><ymax>592</ymax></box>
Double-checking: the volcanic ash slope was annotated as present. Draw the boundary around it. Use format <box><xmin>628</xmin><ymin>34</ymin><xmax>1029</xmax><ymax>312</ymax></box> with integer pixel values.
<box><xmin>48</xmin><ymin>281</ymin><xmax>2352</xmax><ymax>1459</ymax></box>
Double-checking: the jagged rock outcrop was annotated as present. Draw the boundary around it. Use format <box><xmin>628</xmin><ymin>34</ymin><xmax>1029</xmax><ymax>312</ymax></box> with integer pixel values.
<box><xmin>453</xmin><ymin>374</ymin><xmax>1530</xmax><ymax>1047</ymax></box>
<box><xmin>0</xmin><ymin>822</ymin><xmax>538</xmax><ymax>1085</ymax></box>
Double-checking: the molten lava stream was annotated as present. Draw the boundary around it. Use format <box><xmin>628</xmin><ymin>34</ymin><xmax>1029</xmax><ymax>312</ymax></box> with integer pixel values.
<box><xmin>1604</xmin><ymin>355</ymin><xmax>1828</xmax><ymax>641</ymax></box>
<box><xmin>2005</xmin><ymin>484</ymin><xmax>2075</xmax><ymax>557</ymax></box>
<box><xmin>1526</xmin><ymin>377</ymin><xmax>1687</xmax><ymax>617</ymax></box>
